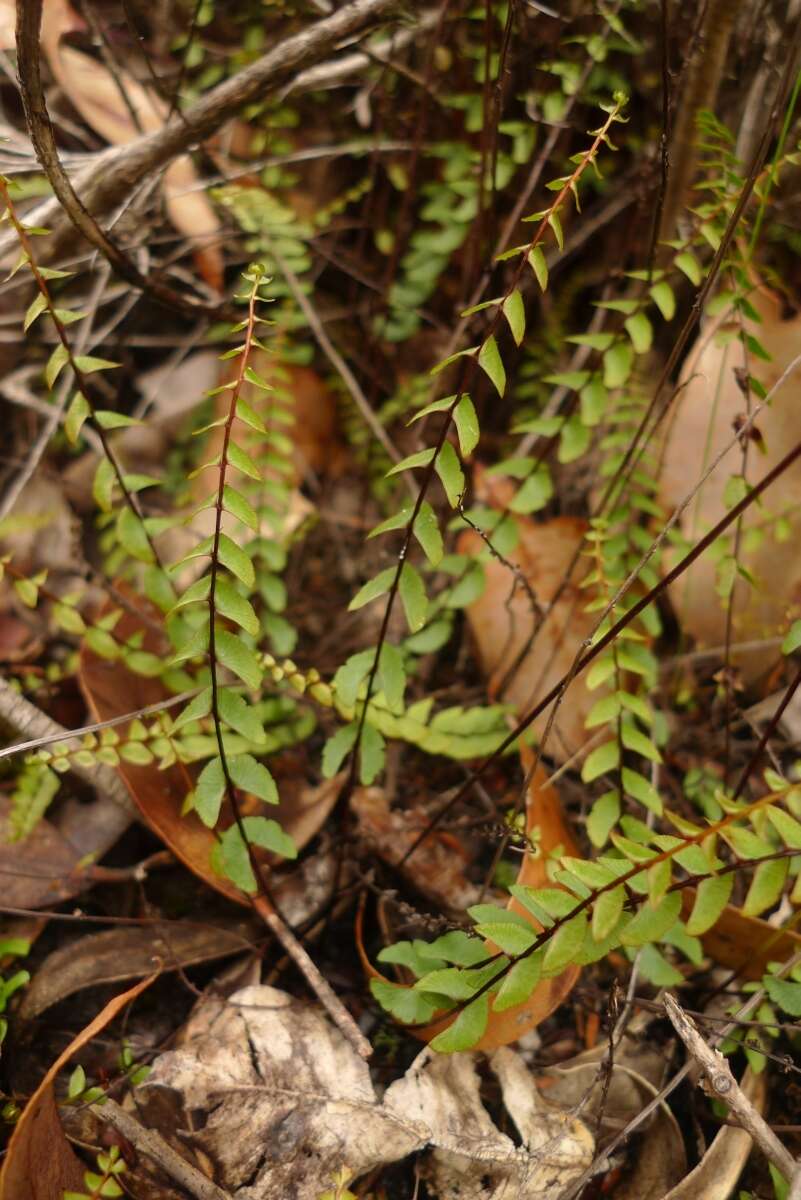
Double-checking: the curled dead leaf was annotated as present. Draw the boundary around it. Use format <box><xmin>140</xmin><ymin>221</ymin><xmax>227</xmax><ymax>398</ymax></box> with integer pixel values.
<box><xmin>19</xmin><ymin>921</ymin><xmax>257</xmax><ymax>1020</ymax></box>
<box><xmin>0</xmin><ymin>973</ymin><xmax>155</xmax><ymax>1200</ymax></box>
<box><xmin>361</xmin><ymin>750</ymin><xmax>581</xmax><ymax>1051</ymax></box>
<box><xmin>137</xmin><ymin>984</ymin><xmax>593</xmax><ymax>1200</ymax></box>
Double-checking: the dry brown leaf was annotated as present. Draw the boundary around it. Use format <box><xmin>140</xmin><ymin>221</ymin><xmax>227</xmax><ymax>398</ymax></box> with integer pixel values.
<box><xmin>19</xmin><ymin>921</ymin><xmax>256</xmax><ymax>1020</ymax></box>
<box><xmin>362</xmin><ymin>751</ymin><xmax>581</xmax><ymax>1051</ymax></box>
<box><xmin>0</xmin><ymin>475</ymin><xmax>78</xmax><ymax>576</ymax></box>
<box><xmin>0</xmin><ymin>973</ymin><xmax>155</xmax><ymax>1200</ymax></box>
<box><xmin>458</xmin><ymin>475</ymin><xmax>597</xmax><ymax>763</ymax></box>
<box><xmin>39</xmin><ymin>0</ymin><xmax>223</xmax><ymax>289</ymax></box>
<box><xmin>78</xmin><ymin>588</ymin><xmax>341</xmax><ymax>907</ymax></box>
<box><xmin>0</xmin><ymin>790</ymin><xmax>131</xmax><ymax>910</ymax></box>
<box><xmin>350</xmin><ymin>786</ymin><xmax>481</xmax><ymax>916</ymax></box>
<box><xmin>680</xmin><ymin>890</ymin><xmax>801</xmax><ymax>979</ymax></box>
<box><xmin>542</xmin><ymin>1038</ymin><xmax>686</xmax><ymax>1198</ymax></box>
<box><xmin>659</xmin><ymin>283</ymin><xmax>801</xmax><ymax>681</ymax></box>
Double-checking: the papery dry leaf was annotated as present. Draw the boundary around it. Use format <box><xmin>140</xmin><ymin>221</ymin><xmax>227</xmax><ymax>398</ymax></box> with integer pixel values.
<box><xmin>137</xmin><ymin>983</ymin><xmax>428</xmax><ymax>1199</ymax></box>
<box><xmin>659</xmin><ymin>284</ymin><xmax>801</xmax><ymax>682</ymax></box>
<box><xmin>39</xmin><ymin>0</ymin><xmax>223</xmax><ymax>289</ymax></box>
<box><xmin>0</xmin><ymin>790</ymin><xmax>131</xmax><ymax>910</ymax></box>
<box><xmin>19</xmin><ymin>921</ymin><xmax>256</xmax><ymax>1020</ymax></box>
<box><xmin>384</xmin><ymin>1048</ymin><xmax>593</xmax><ymax>1200</ymax></box>
<box><xmin>0</xmin><ymin>475</ymin><xmax>78</xmax><ymax>576</ymax></box>
<box><xmin>138</xmin><ymin>984</ymin><xmax>592</xmax><ymax>1200</ymax></box>
<box><xmin>458</xmin><ymin>475</ymin><xmax>597</xmax><ymax>763</ymax></box>
<box><xmin>0</xmin><ymin>973</ymin><xmax>155</xmax><ymax>1200</ymax></box>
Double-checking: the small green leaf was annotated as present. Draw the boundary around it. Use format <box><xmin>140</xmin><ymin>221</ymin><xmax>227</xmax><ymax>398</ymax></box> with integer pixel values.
<box><xmin>229</xmin><ymin>754</ymin><xmax>278</xmax><ymax>804</ymax></box>
<box><xmin>430</xmin><ymin>994</ymin><xmax>489</xmax><ymax>1052</ymax></box>
<box><xmin>370</xmin><ymin>978</ymin><xmax>442</xmax><ymax>1025</ymax></box>
<box><xmin>349</xmin><ymin>567</ymin><xmax>395</xmax><ymax>612</ymax></box>
<box><xmin>436</xmin><ymin>441</ymin><xmax>465</xmax><ymax>507</ymax></box>
<box><xmin>93</xmin><ymin>457</ymin><xmax>116</xmax><ymax>513</ymax></box>
<box><xmin>454</xmin><ymin>395</ymin><xmax>479</xmax><ymax>457</ymax></box>
<box><xmin>215</xmin><ymin>629</ymin><xmax>262</xmax><ymax>689</ymax></box>
<box><xmin>528</xmin><ymin>245</ymin><xmax>548</xmax><ymax>291</ymax></box>
<box><xmin>24</xmin><ymin>293</ymin><xmax>47</xmax><ymax>331</ymax></box>
<box><xmin>217</xmin><ymin>688</ymin><xmax>265</xmax><ymax>743</ymax></box>
<box><xmin>764</xmin><ymin>976</ymin><xmax>801</xmax><ymax>1017</ymax></box>
<box><xmin>548</xmin><ymin>211</ymin><xmax>564</xmax><ymax>250</ymax></box>
<box><xmin>227</xmin><ymin>441</ymin><xmax>261</xmax><ymax>480</ymax></box>
<box><xmin>217</xmin><ymin>534</ymin><xmax>255</xmax><ymax>589</ymax></box>
<box><xmin>475</xmin><ymin>922</ymin><xmax>537</xmax><ymax>955</ymax></box>
<box><xmin>649</xmin><ymin>281</ymin><xmax>675</xmax><ymax>320</ymax></box>
<box><xmin>581</xmin><ymin>740</ymin><xmax>620</xmax><ymax>783</ymax></box>
<box><xmin>223</xmin><ymin>486</ymin><xmax>259</xmax><ymax>532</ymax></box>
<box><xmin>542</xmin><ymin>913</ymin><xmax>587</xmax><ymax>974</ymax></box>
<box><xmin>620</xmin><ymin>892</ymin><xmax>681</xmax><ymax>947</ymax></box>
<box><xmin>378</xmin><ymin>643</ymin><xmax>405</xmax><ymax>711</ymax></box>
<box><xmin>193</xmin><ymin>756</ymin><xmax>226</xmax><ymax>827</ymax></box>
<box><xmin>503</xmin><ymin>290</ymin><xmax>525</xmax><ymax>346</ymax></box>
<box><xmin>592</xmin><ymin>885</ymin><xmax>625</xmax><ymax>942</ymax></box>
<box><xmin>95</xmin><ymin>410</ymin><xmax>140</xmax><ymax>430</ymax></box>
<box><xmin>743</xmin><ymin>858</ymin><xmax>788</xmax><ymax>918</ymax></box>
<box><xmin>782</xmin><ymin>620</ymin><xmax>801</xmax><ymax>655</ymax></box>
<box><xmin>74</xmin><ymin>355</ymin><xmax>119</xmax><ymax>374</ymax></box>
<box><xmin>685</xmin><ymin>873</ymin><xmax>733</xmax><ymax>935</ymax></box>
<box><xmin>478</xmin><ymin>337</ymin><xmax>505</xmax><ymax>397</ymax></box>
<box><xmin>399</xmin><ymin>563</ymin><xmax>427</xmax><ymax>632</ymax></box>
<box><xmin>493</xmin><ymin>952</ymin><xmax>543</xmax><ymax>1011</ymax></box>
<box><xmin>557</xmin><ymin>416</ymin><xmax>590</xmax><ymax>463</ymax></box>
<box><xmin>509</xmin><ymin>466</ymin><xmax>553</xmax><ymax>513</ymax></box>
<box><xmin>624</xmin><ymin>311</ymin><xmax>653</xmax><ymax>354</ymax></box>
<box><xmin>215</xmin><ymin>579</ymin><xmax>259</xmax><ymax>636</ymax></box>
<box><xmin>675</xmin><ymin>251</ymin><xmax>702</xmax><ymax>286</ymax></box>
<box><xmin>45</xmin><ymin>343</ymin><xmax>69</xmax><ymax>389</ymax></box>
<box><xmin>767</xmin><ymin>805</ymin><xmax>801</xmax><ymax>849</ymax></box>
<box><xmin>413</xmin><ymin>503</ymin><xmax>444</xmax><ymax>566</ymax></box>
<box><xmin>322</xmin><ymin>722</ymin><xmax>359</xmax><ymax>777</ymax></box>
<box><xmin>116</xmin><ymin>508</ymin><xmax>154</xmax><ymax>564</ymax></box>
<box><xmin>603</xmin><ymin>342</ymin><xmax>634</xmax><ymax>388</ymax></box>
<box><xmin>387</xmin><ymin>448</ymin><xmax>436</xmax><ymax>476</ymax></box>
<box><xmin>359</xmin><ymin>721</ymin><xmax>385</xmax><ymax>784</ymax></box>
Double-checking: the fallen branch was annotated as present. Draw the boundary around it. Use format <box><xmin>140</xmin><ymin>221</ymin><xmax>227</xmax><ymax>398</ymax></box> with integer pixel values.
<box><xmin>664</xmin><ymin>992</ymin><xmax>799</xmax><ymax>1186</ymax></box>
<box><xmin>91</xmin><ymin>1098</ymin><xmax>233</xmax><ymax>1200</ymax></box>
<box><xmin>3</xmin><ymin>0</ymin><xmax>403</xmax><ymax>266</ymax></box>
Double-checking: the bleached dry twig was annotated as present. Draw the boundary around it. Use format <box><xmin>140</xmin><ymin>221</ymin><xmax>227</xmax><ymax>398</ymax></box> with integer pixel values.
<box><xmin>664</xmin><ymin>992</ymin><xmax>799</xmax><ymax>1185</ymax></box>
<box><xmin>91</xmin><ymin>1098</ymin><xmax>233</xmax><ymax>1200</ymax></box>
